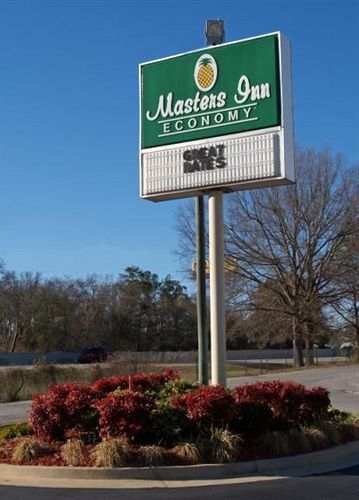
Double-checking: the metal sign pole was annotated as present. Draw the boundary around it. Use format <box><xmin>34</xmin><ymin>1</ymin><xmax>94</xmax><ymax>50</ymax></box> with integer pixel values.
<box><xmin>196</xmin><ymin>195</ymin><xmax>208</xmax><ymax>385</ymax></box>
<box><xmin>209</xmin><ymin>190</ymin><xmax>226</xmax><ymax>386</ymax></box>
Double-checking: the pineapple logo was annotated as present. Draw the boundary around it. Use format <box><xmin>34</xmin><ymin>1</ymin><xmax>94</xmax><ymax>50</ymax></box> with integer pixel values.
<box><xmin>194</xmin><ymin>54</ymin><xmax>218</xmax><ymax>92</ymax></box>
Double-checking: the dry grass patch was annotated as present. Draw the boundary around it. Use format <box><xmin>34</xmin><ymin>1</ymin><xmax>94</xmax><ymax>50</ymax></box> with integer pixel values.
<box><xmin>336</xmin><ymin>422</ymin><xmax>359</xmax><ymax>441</ymax></box>
<box><xmin>136</xmin><ymin>445</ymin><xmax>168</xmax><ymax>466</ymax></box>
<box><xmin>171</xmin><ymin>442</ymin><xmax>202</xmax><ymax>465</ymax></box>
<box><xmin>61</xmin><ymin>439</ymin><xmax>85</xmax><ymax>466</ymax></box>
<box><xmin>11</xmin><ymin>438</ymin><xmax>48</xmax><ymax>464</ymax></box>
<box><xmin>317</xmin><ymin>422</ymin><xmax>344</xmax><ymax>446</ymax></box>
<box><xmin>92</xmin><ymin>438</ymin><xmax>132</xmax><ymax>468</ymax></box>
<box><xmin>258</xmin><ymin>431</ymin><xmax>290</xmax><ymax>457</ymax></box>
<box><xmin>200</xmin><ymin>428</ymin><xmax>243</xmax><ymax>464</ymax></box>
<box><xmin>301</xmin><ymin>427</ymin><xmax>329</xmax><ymax>450</ymax></box>
<box><xmin>288</xmin><ymin>428</ymin><xmax>312</xmax><ymax>454</ymax></box>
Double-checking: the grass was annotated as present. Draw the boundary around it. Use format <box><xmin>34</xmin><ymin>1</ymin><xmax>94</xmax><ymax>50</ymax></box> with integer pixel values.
<box><xmin>0</xmin><ymin>359</ymin><xmax>153</xmax><ymax>403</ymax></box>
<box><xmin>174</xmin><ymin>361</ymin><xmax>309</xmax><ymax>382</ymax></box>
<box><xmin>11</xmin><ymin>438</ymin><xmax>47</xmax><ymax>464</ymax></box>
<box><xmin>171</xmin><ymin>442</ymin><xmax>202</xmax><ymax>465</ymax></box>
<box><xmin>199</xmin><ymin>428</ymin><xmax>243</xmax><ymax>464</ymax></box>
<box><xmin>91</xmin><ymin>438</ymin><xmax>132</xmax><ymax>468</ymax></box>
<box><xmin>1</xmin><ymin>417</ymin><xmax>358</xmax><ymax>467</ymax></box>
<box><xmin>136</xmin><ymin>445</ymin><xmax>168</xmax><ymax>466</ymax></box>
<box><xmin>61</xmin><ymin>439</ymin><xmax>86</xmax><ymax>466</ymax></box>
<box><xmin>258</xmin><ymin>431</ymin><xmax>291</xmax><ymax>457</ymax></box>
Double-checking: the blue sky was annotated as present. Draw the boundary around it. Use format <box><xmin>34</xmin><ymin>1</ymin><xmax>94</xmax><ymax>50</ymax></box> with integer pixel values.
<box><xmin>0</xmin><ymin>0</ymin><xmax>358</xmax><ymax>287</ymax></box>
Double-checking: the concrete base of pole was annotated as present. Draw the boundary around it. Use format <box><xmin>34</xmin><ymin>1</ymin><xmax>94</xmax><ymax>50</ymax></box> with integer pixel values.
<box><xmin>208</xmin><ymin>190</ymin><xmax>226</xmax><ymax>387</ymax></box>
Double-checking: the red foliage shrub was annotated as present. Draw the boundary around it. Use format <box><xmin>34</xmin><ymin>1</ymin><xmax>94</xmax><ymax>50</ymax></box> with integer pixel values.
<box><xmin>95</xmin><ymin>390</ymin><xmax>155</xmax><ymax>441</ymax></box>
<box><xmin>129</xmin><ymin>367</ymin><xmax>180</xmax><ymax>393</ymax></box>
<box><xmin>172</xmin><ymin>385</ymin><xmax>236</xmax><ymax>428</ymax></box>
<box><xmin>300</xmin><ymin>386</ymin><xmax>331</xmax><ymax>422</ymax></box>
<box><xmin>91</xmin><ymin>368</ymin><xmax>179</xmax><ymax>395</ymax></box>
<box><xmin>29</xmin><ymin>383</ymin><xmax>97</xmax><ymax>441</ymax></box>
<box><xmin>232</xmin><ymin>380</ymin><xmax>331</xmax><ymax>429</ymax></box>
<box><xmin>92</xmin><ymin>375</ymin><xmax>128</xmax><ymax>394</ymax></box>
<box><xmin>28</xmin><ymin>369</ymin><xmax>178</xmax><ymax>442</ymax></box>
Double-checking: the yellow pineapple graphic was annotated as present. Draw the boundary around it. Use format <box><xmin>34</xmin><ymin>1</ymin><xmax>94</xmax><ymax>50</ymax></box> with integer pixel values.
<box><xmin>194</xmin><ymin>54</ymin><xmax>217</xmax><ymax>92</ymax></box>
<box><xmin>197</xmin><ymin>57</ymin><xmax>214</xmax><ymax>89</ymax></box>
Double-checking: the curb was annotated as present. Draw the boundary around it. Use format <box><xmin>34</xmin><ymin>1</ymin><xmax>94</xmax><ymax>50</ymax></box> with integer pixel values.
<box><xmin>1</xmin><ymin>440</ymin><xmax>358</xmax><ymax>483</ymax></box>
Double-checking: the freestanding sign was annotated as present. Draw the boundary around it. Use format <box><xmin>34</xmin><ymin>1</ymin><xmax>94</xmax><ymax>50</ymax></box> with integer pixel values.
<box><xmin>139</xmin><ymin>30</ymin><xmax>294</xmax><ymax>387</ymax></box>
<box><xmin>140</xmin><ymin>32</ymin><xmax>294</xmax><ymax>201</ymax></box>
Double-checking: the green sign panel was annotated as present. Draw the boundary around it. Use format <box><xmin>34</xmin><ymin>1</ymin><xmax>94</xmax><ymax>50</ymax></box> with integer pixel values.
<box><xmin>140</xmin><ymin>34</ymin><xmax>281</xmax><ymax>149</ymax></box>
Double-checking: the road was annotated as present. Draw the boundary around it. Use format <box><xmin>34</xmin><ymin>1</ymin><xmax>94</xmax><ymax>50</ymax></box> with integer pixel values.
<box><xmin>0</xmin><ymin>364</ymin><xmax>358</xmax><ymax>426</ymax></box>
<box><xmin>0</xmin><ymin>466</ymin><xmax>358</xmax><ymax>499</ymax></box>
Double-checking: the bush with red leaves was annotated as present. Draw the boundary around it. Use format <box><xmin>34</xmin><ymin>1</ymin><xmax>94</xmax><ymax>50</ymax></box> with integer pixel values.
<box><xmin>129</xmin><ymin>367</ymin><xmax>180</xmax><ymax>393</ymax></box>
<box><xmin>232</xmin><ymin>380</ymin><xmax>330</xmax><ymax>430</ymax></box>
<box><xmin>172</xmin><ymin>385</ymin><xmax>236</xmax><ymax>429</ymax></box>
<box><xmin>300</xmin><ymin>386</ymin><xmax>331</xmax><ymax>422</ymax></box>
<box><xmin>92</xmin><ymin>375</ymin><xmax>128</xmax><ymax>395</ymax></box>
<box><xmin>91</xmin><ymin>368</ymin><xmax>179</xmax><ymax>396</ymax></box>
<box><xmin>95</xmin><ymin>390</ymin><xmax>155</xmax><ymax>441</ymax></box>
<box><xmin>29</xmin><ymin>383</ymin><xmax>97</xmax><ymax>441</ymax></box>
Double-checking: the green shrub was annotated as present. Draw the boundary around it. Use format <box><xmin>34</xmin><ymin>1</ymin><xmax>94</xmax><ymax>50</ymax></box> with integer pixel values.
<box><xmin>156</xmin><ymin>379</ymin><xmax>198</xmax><ymax>402</ymax></box>
<box><xmin>330</xmin><ymin>408</ymin><xmax>359</xmax><ymax>425</ymax></box>
<box><xmin>0</xmin><ymin>423</ymin><xmax>32</xmax><ymax>440</ymax></box>
<box><xmin>146</xmin><ymin>404</ymin><xmax>190</xmax><ymax>447</ymax></box>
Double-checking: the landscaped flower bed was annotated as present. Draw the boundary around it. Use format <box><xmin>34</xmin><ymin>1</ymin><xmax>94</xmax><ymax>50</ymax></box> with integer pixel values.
<box><xmin>0</xmin><ymin>368</ymin><xmax>358</xmax><ymax>467</ymax></box>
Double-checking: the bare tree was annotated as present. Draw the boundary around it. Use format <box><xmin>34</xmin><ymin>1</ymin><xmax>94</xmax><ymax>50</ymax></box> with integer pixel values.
<box><xmin>329</xmin><ymin>200</ymin><xmax>359</xmax><ymax>360</ymax></box>
<box><xmin>225</xmin><ymin>148</ymin><xmax>357</xmax><ymax>366</ymax></box>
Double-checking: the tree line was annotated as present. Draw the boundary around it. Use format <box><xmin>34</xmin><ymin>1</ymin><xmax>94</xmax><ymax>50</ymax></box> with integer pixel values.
<box><xmin>0</xmin><ymin>265</ymin><xmax>197</xmax><ymax>353</ymax></box>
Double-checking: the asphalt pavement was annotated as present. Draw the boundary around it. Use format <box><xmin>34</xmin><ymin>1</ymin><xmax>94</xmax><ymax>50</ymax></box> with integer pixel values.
<box><xmin>0</xmin><ymin>469</ymin><xmax>358</xmax><ymax>500</ymax></box>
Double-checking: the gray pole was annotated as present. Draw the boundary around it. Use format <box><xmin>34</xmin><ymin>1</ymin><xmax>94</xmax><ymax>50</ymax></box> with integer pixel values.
<box><xmin>196</xmin><ymin>195</ymin><xmax>208</xmax><ymax>385</ymax></box>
